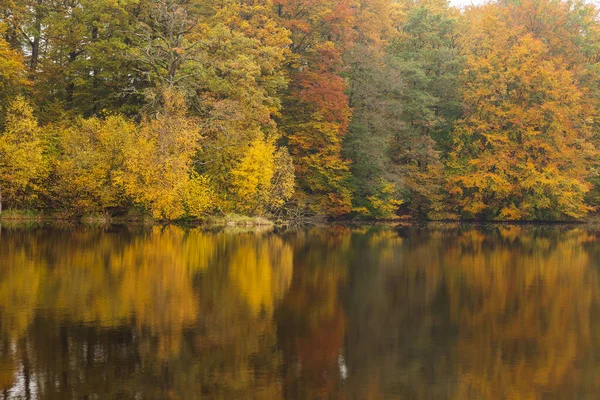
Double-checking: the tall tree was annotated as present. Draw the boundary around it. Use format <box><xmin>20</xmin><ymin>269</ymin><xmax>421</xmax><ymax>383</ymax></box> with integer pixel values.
<box><xmin>447</xmin><ymin>0</ymin><xmax>600</xmax><ymax>220</ymax></box>
<box><xmin>2</xmin><ymin>0</ymin><xmax>146</xmax><ymax>119</ymax></box>
<box><xmin>188</xmin><ymin>0</ymin><xmax>293</xmax><ymax>214</ymax></box>
<box><xmin>344</xmin><ymin>0</ymin><xmax>405</xmax><ymax>218</ymax></box>
<box><xmin>388</xmin><ymin>0</ymin><xmax>462</xmax><ymax>218</ymax></box>
<box><xmin>275</xmin><ymin>0</ymin><xmax>355</xmax><ymax>216</ymax></box>
<box><xmin>115</xmin><ymin>90</ymin><xmax>210</xmax><ymax>220</ymax></box>
<box><xmin>345</xmin><ymin>0</ymin><xmax>461</xmax><ymax>219</ymax></box>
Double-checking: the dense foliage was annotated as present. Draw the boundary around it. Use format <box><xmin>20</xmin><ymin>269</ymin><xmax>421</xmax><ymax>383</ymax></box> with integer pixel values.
<box><xmin>0</xmin><ymin>0</ymin><xmax>598</xmax><ymax>220</ymax></box>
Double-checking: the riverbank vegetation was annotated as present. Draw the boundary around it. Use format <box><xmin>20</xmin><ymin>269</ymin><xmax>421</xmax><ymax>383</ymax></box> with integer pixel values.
<box><xmin>0</xmin><ymin>0</ymin><xmax>599</xmax><ymax>221</ymax></box>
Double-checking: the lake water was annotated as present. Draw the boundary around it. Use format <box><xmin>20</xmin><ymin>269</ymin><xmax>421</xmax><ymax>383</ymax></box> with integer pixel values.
<box><xmin>0</xmin><ymin>224</ymin><xmax>599</xmax><ymax>399</ymax></box>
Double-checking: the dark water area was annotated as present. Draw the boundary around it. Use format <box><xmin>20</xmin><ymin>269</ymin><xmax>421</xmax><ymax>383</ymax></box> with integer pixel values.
<box><xmin>0</xmin><ymin>224</ymin><xmax>599</xmax><ymax>399</ymax></box>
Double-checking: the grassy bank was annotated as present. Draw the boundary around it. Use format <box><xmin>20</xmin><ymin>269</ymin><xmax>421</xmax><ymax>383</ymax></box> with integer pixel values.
<box><xmin>204</xmin><ymin>214</ymin><xmax>279</xmax><ymax>228</ymax></box>
<box><xmin>0</xmin><ymin>209</ymin><xmax>46</xmax><ymax>221</ymax></box>
<box><xmin>0</xmin><ymin>209</ymin><xmax>288</xmax><ymax>228</ymax></box>
<box><xmin>2</xmin><ymin>208</ymin><xmax>599</xmax><ymax>227</ymax></box>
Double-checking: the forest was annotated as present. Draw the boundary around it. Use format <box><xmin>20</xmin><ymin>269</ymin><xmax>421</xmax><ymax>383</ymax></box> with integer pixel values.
<box><xmin>0</xmin><ymin>0</ymin><xmax>599</xmax><ymax>221</ymax></box>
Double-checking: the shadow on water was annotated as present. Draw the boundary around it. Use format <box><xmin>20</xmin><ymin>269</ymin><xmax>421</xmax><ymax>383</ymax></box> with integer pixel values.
<box><xmin>0</xmin><ymin>223</ymin><xmax>599</xmax><ymax>399</ymax></box>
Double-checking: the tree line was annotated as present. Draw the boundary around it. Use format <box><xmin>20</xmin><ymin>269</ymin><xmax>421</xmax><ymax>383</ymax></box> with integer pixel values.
<box><xmin>0</xmin><ymin>0</ymin><xmax>599</xmax><ymax>221</ymax></box>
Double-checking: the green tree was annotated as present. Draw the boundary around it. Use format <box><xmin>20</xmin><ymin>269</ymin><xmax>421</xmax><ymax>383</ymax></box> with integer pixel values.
<box><xmin>344</xmin><ymin>0</ymin><xmax>404</xmax><ymax>219</ymax></box>
<box><xmin>345</xmin><ymin>0</ymin><xmax>461</xmax><ymax>219</ymax></box>
<box><xmin>388</xmin><ymin>0</ymin><xmax>462</xmax><ymax>218</ymax></box>
<box><xmin>4</xmin><ymin>0</ymin><xmax>142</xmax><ymax>119</ymax></box>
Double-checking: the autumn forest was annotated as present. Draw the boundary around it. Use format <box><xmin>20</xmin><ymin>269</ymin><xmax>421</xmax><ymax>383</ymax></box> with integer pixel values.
<box><xmin>1</xmin><ymin>0</ymin><xmax>599</xmax><ymax>221</ymax></box>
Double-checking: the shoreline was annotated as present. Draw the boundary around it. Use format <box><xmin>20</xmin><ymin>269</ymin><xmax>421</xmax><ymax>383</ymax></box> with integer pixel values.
<box><xmin>1</xmin><ymin>209</ymin><xmax>599</xmax><ymax>227</ymax></box>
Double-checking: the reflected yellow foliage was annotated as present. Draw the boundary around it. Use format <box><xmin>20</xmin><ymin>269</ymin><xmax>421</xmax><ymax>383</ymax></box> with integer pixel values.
<box><xmin>0</xmin><ymin>226</ymin><xmax>297</xmax><ymax>398</ymax></box>
<box><xmin>0</xmin><ymin>227</ymin><xmax>220</xmax><ymax>360</ymax></box>
<box><xmin>1</xmin><ymin>225</ymin><xmax>599</xmax><ymax>399</ymax></box>
<box><xmin>0</xmin><ymin>251</ymin><xmax>43</xmax><ymax>338</ymax></box>
<box><xmin>229</xmin><ymin>234</ymin><xmax>293</xmax><ymax>316</ymax></box>
<box><xmin>447</xmin><ymin>227</ymin><xmax>598</xmax><ymax>399</ymax></box>
<box><xmin>343</xmin><ymin>226</ymin><xmax>600</xmax><ymax>399</ymax></box>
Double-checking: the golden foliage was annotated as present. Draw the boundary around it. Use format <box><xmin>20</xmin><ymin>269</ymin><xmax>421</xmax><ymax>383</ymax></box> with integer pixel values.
<box><xmin>365</xmin><ymin>179</ymin><xmax>404</xmax><ymax>219</ymax></box>
<box><xmin>0</xmin><ymin>97</ymin><xmax>48</xmax><ymax>210</ymax></box>
<box><xmin>229</xmin><ymin>234</ymin><xmax>293</xmax><ymax>316</ymax></box>
<box><xmin>446</xmin><ymin>227</ymin><xmax>599</xmax><ymax>399</ymax></box>
<box><xmin>448</xmin><ymin>0</ymin><xmax>600</xmax><ymax>220</ymax></box>
<box><xmin>183</xmin><ymin>173</ymin><xmax>215</xmax><ymax>218</ymax></box>
<box><xmin>52</xmin><ymin>115</ymin><xmax>135</xmax><ymax>212</ymax></box>
<box><xmin>231</xmin><ymin>138</ymin><xmax>277</xmax><ymax>213</ymax></box>
<box><xmin>0</xmin><ymin>226</ymin><xmax>299</xmax><ymax>397</ymax></box>
<box><xmin>230</xmin><ymin>138</ymin><xmax>295</xmax><ymax>214</ymax></box>
<box><xmin>0</xmin><ymin>25</ymin><xmax>28</xmax><ymax>114</ymax></box>
<box><xmin>116</xmin><ymin>90</ymin><xmax>207</xmax><ymax>220</ymax></box>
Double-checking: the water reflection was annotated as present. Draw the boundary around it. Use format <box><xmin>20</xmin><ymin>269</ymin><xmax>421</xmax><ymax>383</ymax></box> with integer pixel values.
<box><xmin>277</xmin><ymin>227</ymin><xmax>350</xmax><ymax>399</ymax></box>
<box><xmin>0</xmin><ymin>224</ymin><xmax>599</xmax><ymax>399</ymax></box>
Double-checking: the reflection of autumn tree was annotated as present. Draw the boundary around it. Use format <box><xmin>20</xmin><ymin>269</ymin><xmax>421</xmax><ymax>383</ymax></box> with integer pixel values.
<box><xmin>277</xmin><ymin>227</ymin><xmax>351</xmax><ymax>399</ymax></box>
<box><xmin>33</xmin><ymin>226</ymin><xmax>215</xmax><ymax>359</ymax></box>
<box><xmin>446</xmin><ymin>227</ymin><xmax>600</xmax><ymax>399</ymax></box>
<box><xmin>112</xmin><ymin>226</ymin><xmax>215</xmax><ymax>357</ymax></box>
<box><xmin>1</xmin><ymin>225</ymin><xmax>600</xmax><ymax>399</ymax></box>
<box><xmin>0</xmin><ymin>227</ymin><xmax>293</xmax><ymax>398</ymax></box>
<box><xmin>229</xmin><ymin>234</ymin><xmax>293</xmax><ymax>316</ymax></box>
<box><xmin>0</xmin><ymin>251</ymin><xmax>44</xmax><ymax>339</ymax></box>
<box><xmin>343</xmin><ymin>226</ymin><xmax>600</xmax><ymax>399</ymax></box>
<box><xmin>187</xmin><ymin>232</ymin><xmax>293</xmax><ymax>398</ymax></box>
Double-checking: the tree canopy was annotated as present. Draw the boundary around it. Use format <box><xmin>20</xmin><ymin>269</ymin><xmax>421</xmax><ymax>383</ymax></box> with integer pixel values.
<box><xmin>0</xmin><ymin>0</ymin><xmax>598</xmax><ymax>221</ymax></box>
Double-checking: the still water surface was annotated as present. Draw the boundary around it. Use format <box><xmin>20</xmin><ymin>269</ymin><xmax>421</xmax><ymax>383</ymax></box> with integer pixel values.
<box><xmin>0</xmin><ymin>224</ymin><xmax>599</xmax><ymax>399</ymax></box>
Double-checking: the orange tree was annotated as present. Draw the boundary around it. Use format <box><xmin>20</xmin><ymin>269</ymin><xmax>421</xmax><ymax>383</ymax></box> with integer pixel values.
<box><xmin>274</xmin><ymin>0</ymin><xmax>356</xmax><ymax>216</ymax></box>
<box><xmin>447</xmin><ymin>0</ymin><xmax>600</xmax><ymax>220</ymax></box>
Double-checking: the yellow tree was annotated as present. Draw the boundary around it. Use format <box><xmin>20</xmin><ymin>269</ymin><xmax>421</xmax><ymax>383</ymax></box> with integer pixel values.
<box><xmin>0</xmin><ymin>97</ymin><xmax>48</xmax><ymax>213</ymax></box>
<box><xmin>447</xmin><ymin>1</ymin><xmax>600</xmax><ymax>220</ymax></box>
<box><xmin>230</xmin><ymin>138</ymin><xmax>294</xmax><ymax>215</ymax></box>
<box><xmin>116</xmin><ymin>90</ymin><xmax>213</xmax><ymax>220</ymax></box>
<box><xmin>52</xmin><ymin>115</ymin><xmax>136</xmax><ymax>214</ymax></box>
<box><xmin>190</xmin><ymin>0</ymin><xmax>293</xmax><ymax>214</ymax></box>
<box><xmin>0</xmin><ymin>25</ymin><xmax>28</xmax><ymax>122</ymax></box>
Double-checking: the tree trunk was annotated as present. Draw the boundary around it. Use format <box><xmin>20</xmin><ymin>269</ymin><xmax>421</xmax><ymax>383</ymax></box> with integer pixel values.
<box><xmin>30</xmin><ymin>0</ymin><xmax>44</xmax><ymax>75</ymax></box>
<box><xmin>0</xmin><ymin>183</ymin><xmax>3</xmax><ymax>215</ymax></box>
<box><xmin>30</xmin><ymin>36</ymin><xmax>39</xmax><ymax>73</ymax></box>
<box><xmin>66</xmin><ymin>51</ymin><xmax>78</xmax><ymax>105</ymax></box>
<box><xmin>91</xmin><ymin>26</ymin><xmax>99</xmax><ymax>114</ymax></box>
